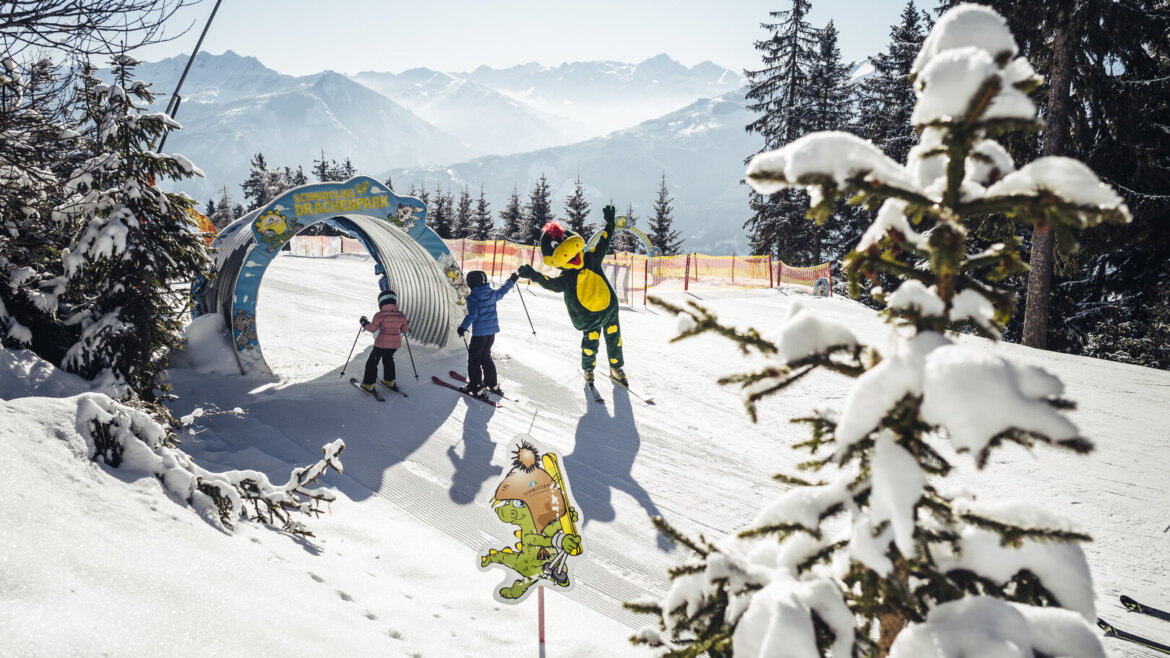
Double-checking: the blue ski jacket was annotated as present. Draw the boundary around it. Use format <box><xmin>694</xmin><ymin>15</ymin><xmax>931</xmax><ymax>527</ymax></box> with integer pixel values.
<box><xmin>460</xmin><ymin>279</ymin><xmax>515</xmax><ymax>336</ymax></box>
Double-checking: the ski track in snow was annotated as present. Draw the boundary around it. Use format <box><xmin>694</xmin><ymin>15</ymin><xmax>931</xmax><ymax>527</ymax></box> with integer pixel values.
<box><xmin>169</xmin><ymin>254</ymin><xmax>1169</xmax><ymax>656</ymax></box>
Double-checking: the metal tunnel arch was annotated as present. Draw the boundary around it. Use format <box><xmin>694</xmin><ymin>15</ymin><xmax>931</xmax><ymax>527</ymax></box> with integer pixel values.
<box><xmin>192</xmin><ymin>176</ymin><xmax>468</xmax><ymax>375</ymax></box>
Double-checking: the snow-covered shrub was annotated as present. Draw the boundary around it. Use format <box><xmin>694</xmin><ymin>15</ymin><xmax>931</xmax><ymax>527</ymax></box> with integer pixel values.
<box><xmin>80</xmin><ymin>393</ymin><xmax>344</xmax><ymax>536</ymax></box>
<box><xmin>631</xmin><ymin>5</ymin><xmax>1128</xmax><ymax>657</ymax></box>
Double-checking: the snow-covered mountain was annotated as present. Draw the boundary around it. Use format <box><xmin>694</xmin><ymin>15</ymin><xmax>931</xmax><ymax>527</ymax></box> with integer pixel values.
<box><xmin>131</xmin><ymin>52</ymin><xmax>473</xmax><ymax>204</ymax></box>
<box><xmin>382</xmin><ymin>88</ymin><xmax>760</xmax><ymax>254</ymax></box>
<box><xmin>350</xmin><ymin>68</ymin><xmax>588</xmax><ymax>155</ymax></box>
<box><xmin>461</xmin><ymin>54</ymin><xmax>746</xmax><ymax>136</ymax></box>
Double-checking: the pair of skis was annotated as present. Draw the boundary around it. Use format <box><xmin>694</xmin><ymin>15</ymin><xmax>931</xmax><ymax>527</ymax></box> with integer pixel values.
<box><xmin>431</xmin><ymin>371</ymin><xmax>509</xmax><ymax>407</ymax></box>
<box><xmin>585</xmin><ymin>373</ymin><xmax>655</xmax><ymax>405</ymax></box>
<box><xmin>1099</xmin><ymin>594</ymin><xmax>1170</xmax><ymax>654</ymax></box>
<box><xmin>349</xmin><ymin>377</ymin><xmax>408</xmax><ymax>402</ymax></box>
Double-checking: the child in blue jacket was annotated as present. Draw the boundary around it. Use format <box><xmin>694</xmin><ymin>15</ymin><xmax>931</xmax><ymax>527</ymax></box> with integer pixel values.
<box><xmin>458</xmin><ymin>269</ymin><xmax>517</xmax><ymax>398</ymax></box>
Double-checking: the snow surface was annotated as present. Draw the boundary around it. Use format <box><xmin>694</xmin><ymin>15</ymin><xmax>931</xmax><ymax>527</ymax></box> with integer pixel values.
<box><xmin>3</xmin><ymin>253</ymin><xmax>1169</xmax><ymax>656</ymax></box>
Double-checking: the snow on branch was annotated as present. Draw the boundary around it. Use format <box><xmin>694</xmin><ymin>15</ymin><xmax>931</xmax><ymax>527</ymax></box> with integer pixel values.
<box><xmin>980</xmin><ymin>157</ymin><xmax>1132</xmax><ymax>225</ymax></box>
<box><xmin>78</xmin><ymin>393</ymin><xmax>344</xmax><ymax>536</ymax></box>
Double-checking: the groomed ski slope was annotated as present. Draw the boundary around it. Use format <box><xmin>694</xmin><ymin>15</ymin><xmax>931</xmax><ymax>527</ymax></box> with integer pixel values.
<box><xmin>4</xmin><ymin>251</ymin><xmax>1167</xmax><ymax>657</ymax></box>
<box><xmin>223</xmin><ymin>252</ymin><xmax>1169</xmax><ymax>655</ymax></box>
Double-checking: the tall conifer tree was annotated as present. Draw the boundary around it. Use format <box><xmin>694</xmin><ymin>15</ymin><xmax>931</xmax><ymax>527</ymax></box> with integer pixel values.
<box><xmin>523</xmin><ymin>174</ymin><xmax>555</xmax><ymax>245</ymax></box>
<box><xmin>453</xmin><ymin>186</ymin><xmax>473</xmax><ymax>239</ymax></box>
<box><xmin>563</xmin><ymin>174</ymin><xmax>592</xmax><ymax>236</ymax></box>
<box><xmin>471</xmin><ymin>185</ymin><xmax>494</xmax><ymax>241</ymax></box>
<box><xmin>744</xmin><ymin>0</ymin><xmax>821</xmax><ymax>262</ymax></box>
<box><xmin>648</xmin><ymin>173</ymin><xmax>683</xmax><ymax>255</ymax></box>
<box><xmin>498</xmin><ymin>186</ymin><xmax>524</xmax><ymax>242</ymax></box>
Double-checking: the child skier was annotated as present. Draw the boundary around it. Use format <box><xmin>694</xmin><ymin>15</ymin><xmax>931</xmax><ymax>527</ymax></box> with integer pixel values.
<box><xmin>458</xmin><ymin>270</ymin><xmax>518</xmax><ymax>399</ymax></box>
<box><xmin>359</xmin><ymin>289</ymin><xmax>409</xmax><ymax>393</ymax></box>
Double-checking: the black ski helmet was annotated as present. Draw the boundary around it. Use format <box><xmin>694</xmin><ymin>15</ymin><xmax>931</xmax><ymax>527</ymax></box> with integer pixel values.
<box><xmin>466</xmin><ymin>270</ymin><xmax>487</xmax><ymax>288</ymax></box>
<box><xmin>377</xmin><ymin>289</ymin><xmax>397</xmax><ymax>307</ymax></box>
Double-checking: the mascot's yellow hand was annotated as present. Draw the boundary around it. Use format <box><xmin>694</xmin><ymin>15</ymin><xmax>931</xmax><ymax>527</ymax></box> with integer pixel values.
<box><xmin>517</xmin><ymin>264</ymin><xmax>537</xmax><ymax>279</ymax></box>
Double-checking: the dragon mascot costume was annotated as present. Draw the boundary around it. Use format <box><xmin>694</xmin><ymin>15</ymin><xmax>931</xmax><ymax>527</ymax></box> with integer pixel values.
<box><xmin>518</xmin><ymin>204</ymin><xmax>627</xmax><ymax>386</ymax></box>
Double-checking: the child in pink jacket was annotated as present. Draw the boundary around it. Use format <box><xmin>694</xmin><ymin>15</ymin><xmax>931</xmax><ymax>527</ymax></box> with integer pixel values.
<box><xmin>359</xmin><ymin>289</ymin><xmax>409</xmax><ymax>392</ymax></box>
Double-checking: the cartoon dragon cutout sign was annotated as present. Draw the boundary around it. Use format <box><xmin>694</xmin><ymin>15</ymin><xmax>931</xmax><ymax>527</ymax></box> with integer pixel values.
<box><xmin>479</xmin><ymin>437</ymin><xmax>583</xmax><ymax>604</ymax></box>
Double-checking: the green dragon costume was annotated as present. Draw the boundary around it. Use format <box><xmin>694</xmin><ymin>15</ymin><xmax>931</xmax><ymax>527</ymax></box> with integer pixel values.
<box><xmin>518</xmin><ymin>205</ymin><xmax>626</xmax><ymax>383</ymax></box>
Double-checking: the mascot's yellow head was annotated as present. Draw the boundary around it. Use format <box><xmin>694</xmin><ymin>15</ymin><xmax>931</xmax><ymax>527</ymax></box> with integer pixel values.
<box><xmin>256</xmin><ymin>209</ymin><xmax>288</xmax><ymax>236</ymax></box>
<box><xmin>539</xmin><ymin>222</ymin><xmax>586</xmax><ymax>270</ymax></box>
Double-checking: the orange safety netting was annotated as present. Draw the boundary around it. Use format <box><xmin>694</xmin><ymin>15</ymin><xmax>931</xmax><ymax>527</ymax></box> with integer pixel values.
<box><xmin>439</xmin><ymin>239</ymin><xmax>833</xmax><ymax>299</ymax></box>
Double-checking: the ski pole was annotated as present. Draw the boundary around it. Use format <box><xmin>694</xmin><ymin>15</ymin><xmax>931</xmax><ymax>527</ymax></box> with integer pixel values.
<box><xmin>403</xmin><ymin>334</ymin><xmax>418</xmax><ymax>381</ymax></box>
<box><xmin>340</xmin><ymin>324</ymin><xmax>363</xmax><ymax>378</ymax></box>
<box><xmin>515</xmin><ymin>284</ymin><xmax>536</xmax><ymax>335</ymax></box>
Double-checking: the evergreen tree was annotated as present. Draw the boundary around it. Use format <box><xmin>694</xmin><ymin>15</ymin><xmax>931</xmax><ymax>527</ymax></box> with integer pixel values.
<box><xmin>743</xmin><ymin>0</ymin><xmax>822</xmax><ymax>262</ymax></box>
<box><xmin>498</xmin><ymin>186</ymin><xmax>524</xmax><ymax>242</ymax></box>
<box><xmin>562</xmin><ymin>174</ymin><xmax>593</xmax><ymax>236</ymax></box>
<box><xmin>631</xmin><ymin>8</ymin><xmax>1127</xmax><ymax>655</ymax></box>
<box><xmin>289</xmin><ymin>165</ymin><xmax>308</xmax><ymax>187</ymax></box>
<box><xmin>522</xmin><ymin>174</ymin><xmax>555</xmax><ymax>245</ymax></box>
<box><xmin>0</xmin><ymin>57</ymin><xmax>74</xmax><ymax>361</ymax></box>
<box><xmin>57</xmin><ymin>56</ymin><xmax>209</xmax><ymax>400</ymax></box>
<box><xmin>451</xmin><ymin>186</ymin><xmax>473</xmax><ymax>239</ymax></box>
<box><xmin>209</xmin><ymin>186</ymin><xmax>239</xmax><ymax>229</ymax></box>
<box><xmin>855</xmin><ymin>1</ymin><xmax>929</xmax><ymax>166</ymax></box>
<box><xmin>470</xmin><ymin>185</ymin><xmax>494</xmax><ymax>241</ymax></box>
<box><xmin>311</xmin><ymin>148</ymin><xmax>330</xmax><ymax>182</ymax></box>
<box><xmin>806</xmin><ymin>20</ymin><xmax>861</xmax><ymax>264</ymax></box>
<box><xmin>429</xmin><ymin>185</ymin><xmax>453</xmax><ymax>239</ymax></box>
<box><xmin>339</xmin><ymin>157</ymin><xmax>356</xmax><ymax>179</ymax></box>
<box><xmin>241</xmin><ymin>153</ymin><xmax>288</xmax><ymax>211</ymax></box>
<box><xmin>647</xmin><ymin>173</ymin><xmax>683</xmax><ymax>255</ymax></box>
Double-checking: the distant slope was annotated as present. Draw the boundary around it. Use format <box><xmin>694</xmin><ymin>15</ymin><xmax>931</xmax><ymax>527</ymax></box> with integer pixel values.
<box><xmin>382</xmin><ymin>88</ymin><xmax>761</xmax><ymax>254</ymax></box>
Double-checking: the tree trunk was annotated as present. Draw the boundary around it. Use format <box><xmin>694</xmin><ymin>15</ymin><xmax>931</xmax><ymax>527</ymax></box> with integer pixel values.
<box><xmin>1022</xmin><ymin>17</ymin><xmax>1074</xmax><ymax>349</ymax></box>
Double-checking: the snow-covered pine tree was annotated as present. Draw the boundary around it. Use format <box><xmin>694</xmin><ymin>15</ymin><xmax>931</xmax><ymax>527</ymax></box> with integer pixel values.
<box><xmin>471</xmin><ymin>185</ymin><xmax>494</xmax><ymax>241</ymax></box>
<box><xmin>311</xmin><ymin>148</ymin><xmax>330</xmax><ymax>182</ymax></box>
<box><xmin>452</xmin><ymin>185</ymin><xmax>472</xmax><ymax>239</ymax></box>
<box><xmin>241</xmin><ymin>152</ymin><xmax>288</xmax><ymax>212</ymax></box>
<box><xmin>498</xmin><ymin>186</ymin><xmax>524</xmax><ymax>242</ymax></box>
<box><xmin>630</xmin><ymin>6</ymin><xmax>1129</xmax><ymax>656</ymax></box>
<box><xmin>743</xmin><ymin>0</ymin><xmax>822</xmax><ymax>264</ymax></box>
<box><xmin>523</xmin><ymin>174</ymin><xmax>554</xmax><ymax>245</ymax></box>
<box><xmin>855</xmin><ymin>1</ymin><xmax>929</xmax><ymax>167</ymax></box>
<box><xmin>208</xmin><ymin>186</ymin><xmax>238</xmax><ymax>229</ymax></box>
<box><xmin>429</xmin><ymin>185</ymin><xmax>453</xmax><ymax>239</ymax></box>
<box><xmin>57</xmin><ymin>56</ymin><xmax>209</xmax><ymax>400</ymax></box>
<box><xmin>805</xmin><ymin>20</ymin><xmax>861</xmax><ymax>265</ymax></box>
<box><xmin>648</xmin><ymin>173</ymin><xmax>683</xmax><ymax>256</ymax></box>
<box><xmin>563</xmin><ymin>174</ymin><xmax>593</xmax><ymax>237</ymax></box>
<box><xmin>0</xmin><ymin>56</ymin><xmax>74</xmax><ymax>361</ymax></box>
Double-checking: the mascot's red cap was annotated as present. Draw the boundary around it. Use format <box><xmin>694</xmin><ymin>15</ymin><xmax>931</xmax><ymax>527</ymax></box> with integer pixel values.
<box><xmin>542</xmin><ymin>222</ymin><xmax>566</xmax><ymax>241</ymax></box>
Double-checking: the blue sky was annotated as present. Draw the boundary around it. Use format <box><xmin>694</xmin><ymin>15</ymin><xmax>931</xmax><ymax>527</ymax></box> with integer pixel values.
<box><xmin>134</xmin><ymin>0</ymin><xmax>934</xmax><ymax>75</ymax></box>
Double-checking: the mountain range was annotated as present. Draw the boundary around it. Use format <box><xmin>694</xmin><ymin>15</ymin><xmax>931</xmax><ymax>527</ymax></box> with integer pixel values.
<box><xmin>129</xmin><ymin>50</ymin><xmax>755</xmax><ymax>252</ymax></box>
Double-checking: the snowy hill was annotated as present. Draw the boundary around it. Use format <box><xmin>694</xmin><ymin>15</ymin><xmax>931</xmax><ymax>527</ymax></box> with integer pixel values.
<box><xmin>3</xmin><ymin>254</ymin><xmax>1167</xmax><ymax>656</ymax></box>
<box><xmin>382</xmin><ymin>88</ymin><xmax>761</xmax><ymax>254</ymax></box>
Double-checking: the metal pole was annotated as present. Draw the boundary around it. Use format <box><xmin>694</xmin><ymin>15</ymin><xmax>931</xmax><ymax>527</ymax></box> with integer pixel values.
<box><xmin>515</xmin><ymin>283</ymin><xmax>536</xmax><ymax>334</ymax></box>
<box><xmin>340</xmin><ymin>324</ymin><xmax>363</xmax><ymax>378</ymax></box>
<box><xmin>157</xmin><ymin>0</ymin><xmax>223</xmax><ymax>152</ymax></box>
<box><xmin>403</xmin><ymin>334</ymin><xmax>418</xmax><ymax>381</ymax></box>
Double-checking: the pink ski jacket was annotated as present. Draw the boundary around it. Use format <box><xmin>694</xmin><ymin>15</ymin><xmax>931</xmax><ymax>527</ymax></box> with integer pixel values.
<box><xmin>363</xmin><ymin>304</ymin><xmax>408</xmax><ymax>349</ymax></box>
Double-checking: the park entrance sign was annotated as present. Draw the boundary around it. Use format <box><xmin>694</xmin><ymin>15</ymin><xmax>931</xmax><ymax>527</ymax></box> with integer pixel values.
<box><xmin>193</xmin><ymin>176</ymin><xmax>469</xmax><ymax>375</ymax></box>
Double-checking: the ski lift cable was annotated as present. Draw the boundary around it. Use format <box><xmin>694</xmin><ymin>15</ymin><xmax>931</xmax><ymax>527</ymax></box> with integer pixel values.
<box><xmin>157</xmin><ymin>0</ymin><xmax>223</xmax><ymax>152</ymax></box>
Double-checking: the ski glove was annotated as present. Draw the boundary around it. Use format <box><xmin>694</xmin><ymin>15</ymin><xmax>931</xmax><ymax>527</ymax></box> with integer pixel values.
<box><xmin>509</xmin><ymin>271</ymin><xmax>519</xmax><ymax>283</ymax></box>
<box><xmin>603</xmin><ymin>204</ymin><xmax>616</xmax><ymax>222</ymax></box>
<box><xmin>457</xmin><ymin>326</ymin><xmax>466</xmax><ymax>338</ymax></box>
<box><xmin>360</xmin><ymin>316</ymin><xmax>369</xmax><ymax>326</ymax></box>
<box><xmin>517</xmin><ymin>264</ymin><xmax>537</xmax><ymax>279</ymax></box>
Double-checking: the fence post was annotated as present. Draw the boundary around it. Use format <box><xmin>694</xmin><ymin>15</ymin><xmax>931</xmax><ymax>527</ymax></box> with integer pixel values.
<box><xmin>768</xmin><ymin>255</ymin><xmax>773</xmax><ymax>288</ymax></box>
<box><xmin>778</xmin><ymin>260</ymin><xmax>784</xmax><ymax>289</ymax></box>
<box><xmin>684</xmin><ymin>253</ymin><xmax>691</xmax><ymax>292</ymax></box>
<box><xmin>731</xmin><ymin>252</ymin><xmax>736</xmax><ymax>284</ymax></box>
<box><xmin>643</xmin><ymin>258</ymin><xmax>648</xmax><ymax>306</ymax></box>
<box><xmin>460</xmin><ymin>238</ymin><xmax>466</xmax><ymax>271</ymax></box>
<box><xmin>490</xmin><ymin>240</ymin><xmax>499</xmax><ymax>279</ymax></box>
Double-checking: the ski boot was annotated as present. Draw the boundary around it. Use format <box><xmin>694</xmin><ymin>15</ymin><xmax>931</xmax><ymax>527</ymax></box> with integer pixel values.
<box><xmin>484</xmin><ymin>384</ymin><xmax>505</xmax><ymax>398</ymax></box>
<box><xmin>458</xmin><ymin>384</ymin><xmax>490</xmax><ymax>401</ymax></box>
<box><xmin>609</xmin><ymin>365</ymin><xmax>628</xmax><ymax>387</ymax></box>
<box><xmin>361</xmin><ymin>383</ymin><xmax>375</xmax><ymax>392</ymax></box>
<box><xmin>583</xmin><ymin>369</ymin><xmax>595</xmax><ymax>385</ymax></box>
<box><xmin>381</xmin><ymin>378</ymin><xmax>400</xmax><ymax>392</ymax></box>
